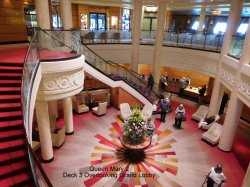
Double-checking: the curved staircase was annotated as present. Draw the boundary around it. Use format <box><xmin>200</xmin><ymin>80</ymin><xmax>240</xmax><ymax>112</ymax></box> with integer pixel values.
<box><xmin>0</xmin><ymin>62</ymin><xmax>33</xmax><ymax>186</ymax></box>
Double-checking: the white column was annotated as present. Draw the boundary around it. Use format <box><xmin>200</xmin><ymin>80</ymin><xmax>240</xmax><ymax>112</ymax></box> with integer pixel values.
<box><xmin>35</xmin><ymin>0</ymin><xmax>50</xmax><ymax>29</ymax></box>
<box><xmin>218</xmin><ymin>17</ymin><xmax>250</xmax><ymax>151</ymax></box>
<box><xmin>198</xmin><ymin>8</ymin><xmax>206</xmax><ymax>32</ymax></box>
<box><xmin>207</xmin><ymin>0</ymin><xmax>243</xmax><ymax>117</ymax></box>
<box><xmin>63</xmin><ymin>97</ymin><xmax>74</xmax><ymax>135</ymax></box>
<box><xmin>242</xmin><ymin>163</ymin><xmax>250</xmax><ymax>187</ymax></box>
<box><xmin>152</xmin><ymin>0</ymin><xmax>167</xmax><ymax>82</ymax></box>
<box><xmin>48</xmin><ymin>100</ymin><xmax>58</xmax><ymax>118</ymax></box>
<box><xmin>131</xmin><ymin>0</ymin><xmax>143</xmax><ymax>72</ymax></box>
<box><xmin>36</xmin><ymin>101</ymin><xmax>53</xmax><ymax>162</ymax></box>
<box><xmin>60</xmin><ymin>0</ymin><xmax>73</xmax><ymax>30</ymax></box>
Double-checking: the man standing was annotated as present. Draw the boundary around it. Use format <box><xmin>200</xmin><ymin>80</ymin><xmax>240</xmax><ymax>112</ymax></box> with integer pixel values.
<box><xmin>179</xmin><ymin>77</ymin><xmax>186</xmax><ymax>97</ymax></box>
<box><xmin>160</xmin><ymin>98</ymin><xmax>169</xmax><ymax>123</ymax></box>
<box><xmin>205</xmin><ymin>164</ymin><xmax>226</xmax><ymax>187</ymax></box>
<box><xmin>174</xmin><ymin>104</ymin><xmax>185</xmax><ymax>129</ymax></box>
<box><xmin>147</xmin><ymin>73</ymin><xmax>154</xmax><ymax>95</ymax></box>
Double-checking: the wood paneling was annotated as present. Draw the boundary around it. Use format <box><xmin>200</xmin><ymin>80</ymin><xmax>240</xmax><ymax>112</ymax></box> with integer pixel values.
<box><xmin>111</xmin><ymin>87</ymin><xmax>143</xmax><ymax>109</ymax></box>
<box><xmin>0</xmin><ymin>0</ymin><xmax>27</xmax><ymax>43</ymax></box>
<box><xmin>75</xmin><ymin>4</ymin><xmax>122</xmax><ymax>29</ymax></box>
<box><xmin>241</xmin><ymin>105</ymin><xmax>250</xmax><ymax>123</ymax></box>
<box><xmin>72</xmin><ymin>4</ymin><xmax>78</xmax><ymax>28</ymax></box>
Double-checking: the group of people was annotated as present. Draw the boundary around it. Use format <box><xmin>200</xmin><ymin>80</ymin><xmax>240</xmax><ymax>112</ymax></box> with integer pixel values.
<box><xmin>159</xmin><ymin>98</ymin><xmax>186</xmax><ymax>129</ymax></box>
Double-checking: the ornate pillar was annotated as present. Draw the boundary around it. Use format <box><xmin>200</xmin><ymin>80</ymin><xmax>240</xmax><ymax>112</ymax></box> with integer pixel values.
<box><xmin>60</xmin><ymin>0</ymin><xmax>73</xmax><ymax>29</ymax></box>
<box><xmin>152</xmin><ymin>0</ymin><xmax>167</xmax><ymax>82</ymax></box>
<box><xmin>35</xmin><ymin>101</ymin><xmax>53</xmax><ymax>162</ymax></box>
<box><xmin>218</xmin><ymin>17</ymin><xmax>250</xmax><ymax>151</ymax></box>
<box><xmin>35</xmin><ymin>0</ymin><xmax>50</xmax><ymax>29</ymax></box>
<box><xmin>63</xmin><ymin>97</ymin><xmax>74</xmax><ymax>135</ymax></box>
<box><xmin>207</xmin><ymin>0</ymin><xmax>243</xmax><ymax>117</ymax></box>
<box><xmin>198</xmin><ymin>8</ymin><xmax>206</xmax><ymax>32</ymax></box>
<box><xmin>131</xmin><ymin>0</ymin><xmax>143</xmax><ymax>72</ymax></box>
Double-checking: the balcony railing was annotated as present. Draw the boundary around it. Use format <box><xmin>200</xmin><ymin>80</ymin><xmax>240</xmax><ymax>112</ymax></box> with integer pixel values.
<box><xmin>228</xmin><ymin>35</ymin><xmax>245</xmax><ymax>59</ymax></box>
<box><xmin>80</xmin><ymin>29</ymin><xmax>223</xmax><ymax>52</ymax></box>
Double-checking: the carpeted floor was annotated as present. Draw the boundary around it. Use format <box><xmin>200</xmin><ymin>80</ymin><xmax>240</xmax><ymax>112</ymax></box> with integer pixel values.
<box><xmin>41</xmin><ymin>99</ymin><xmax>245</xmax><ymax>187</ymax></box>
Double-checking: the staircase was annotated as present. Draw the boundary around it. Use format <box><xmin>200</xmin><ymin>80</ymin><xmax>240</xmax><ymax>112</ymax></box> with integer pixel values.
<box><xmin>0</xmin><ymin>62</ymin><xmax>33</xmax><ymax>187</ymax></box>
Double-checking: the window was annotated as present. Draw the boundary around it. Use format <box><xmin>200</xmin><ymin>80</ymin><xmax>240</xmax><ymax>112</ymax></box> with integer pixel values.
<box><xmin>191</xmin><ymin>21</ymin><xmax>199</xmax><ymax>30</ymax></box>
<box><xmin>237</xmin><ymin>23</ymin><xmax>248</xmax><ymax>35</ymax></box>
<box><xmin>191</xmin><ymin>21</ymin><xmax>204</xmax><ymax>31</ymax></box>
<box><xmin>122</xmin><ymin>9</ymin><xmax>130</xmax><ymax>30</ymax></box>
<box><xmin>213</xmin><ymin>22</ymin><xmax>227</xmax><ymax>34</ymax></box>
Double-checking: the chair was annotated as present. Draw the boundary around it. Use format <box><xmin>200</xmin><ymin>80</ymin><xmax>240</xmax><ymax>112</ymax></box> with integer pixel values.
<box><xmin>72</xmin><ymin>94</ymin><xmax>89</xmax><ymax>114</ymax></box>
<box><xmin>192</xmin><ymin>105</ymin><xmax>209</xmax><ymax>121</ymax></box>
<box><xmin>141</xmin><ymin>104</ymin><xmax>153</xmax><ymax>121</ymax></box>
<box><xmin>120</xmin><ymin>103</ymin><xmax>132</xmax><ymax>121</ymax></box>
<box><xmin>201</xmin><ymin>114</ymin><xmax>220</xmax><ymax>130</ymax></box>
<box><xmin>92</xmin><ymin>102</ymin><xmax>108</xmax><ymax>116</ymax></box>
<box><xmin>201</xmin><ymin>123</ymin><xmax>223</xmax><ymax>145</ymax></box>
<box><xmin>51</xmin><ymin>126</ymin><xmax>65</xmax><ymax>148</ymax></box>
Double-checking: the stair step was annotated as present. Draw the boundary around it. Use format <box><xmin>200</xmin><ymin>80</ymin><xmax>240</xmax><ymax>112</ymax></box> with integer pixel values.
<box><xmin>0</xmin><ymin>68</ymin><xmax>23</xmax><ymax>74</ymax></box>
<box><xmin>0</xmin><ymin>115</ymin><xmax>22</xmax><ymax>122</ymax></box>
<box><xmin>0</xmin><ymin>95</ymin><xmax>21</xmax><ymax>100</ymax></box>
<box><xmin>0</xmin><ymin>162</ymin><xmax>29</xmax><ymax>180</ymax></box>
<box><xmin>10</xmin><ymin>177</ymin><xmax>33</xmax><ymax>187</ymax></box>
<box><xmin>0</xmin><ymin>129</ymin><xmax>25</xmax><ymax>142</ymax></box>
<box><xmin>0</xmin><ymin>87</ymin><xmax>21</xmax><ymax>92</ymax></box>
<box><xmin>0</xmin><ymin>152</ymin><xmax>26</xmax><ymax>166</ymax></box>
<box><xmin>0</xmin><ymin>119</ymin><xmax>23</xmax><ymax>131</ymax></box>
<box><xmin>0</xmin><ymin>173</ymin><xmax>32</xmax><ymax>187</ymax></box>
<box><xmin>0</xmin><ymin>82</ymin><xmax>22</xmax><ymax>87</ymax></box>
<box><xmin>0</xmin><ymin>102</ymin><xmax>21</xmax><ymax>108</ymax></box>
<box><xmin>0</xmin><ymin>62</ymin><xmax>23</xmax><ymax>67</ymax></box>
<box><xmin>0</xmin><ymin>140</ymin><xmax>26</xmax><ymax>154</ymax></box>
<box><xmin>0</xmin><ymin>90</ymin><xmax>21</xmax><ymax>95</ymax></box>
<box><xmin>0</xmin><ymin>106</ymin><xmax>21</xmax><ymax>113</ymax></box>
<box><xmin>0</xmin><ymin>73</ymin><xmax>22</xmax><ymax>80</ymax></box>
<box><xmin>0</xmin><ymin>111</ymin><xmax>22</xmax><ymax>119</ymax></box>
<box><xmin>0</xmin><ymin>80</ymin><xmax>22</xmax><ymax>84</ymax></box>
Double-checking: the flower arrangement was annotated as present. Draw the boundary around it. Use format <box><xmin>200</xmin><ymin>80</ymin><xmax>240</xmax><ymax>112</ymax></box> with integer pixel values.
<box><xmin>122</xmin><ymin>106</ymin><xmax>147</xmax><ymax>145</ymax></box>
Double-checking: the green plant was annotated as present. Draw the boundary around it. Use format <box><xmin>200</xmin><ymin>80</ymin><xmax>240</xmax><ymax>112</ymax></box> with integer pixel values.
<box><xmin>122</xmin><ymin>106</ymin><xmax>146</xmax><ymax>145</ymax></box>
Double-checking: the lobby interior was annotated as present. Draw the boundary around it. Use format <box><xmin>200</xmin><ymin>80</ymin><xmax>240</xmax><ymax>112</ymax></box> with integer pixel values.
<box><xmin>0</xmin><ymin>0</ymin><xmax>250</xmax><ymax>186</ymax></box>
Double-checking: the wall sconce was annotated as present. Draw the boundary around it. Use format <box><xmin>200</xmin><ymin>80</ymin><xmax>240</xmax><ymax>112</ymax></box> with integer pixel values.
<box><xmin>210</xmin><ymin>20</ymin><xmax>214</xmax><ymax>24</ymax></box>
<box><xmin>187</xmin><ymin>19</ymin><xmax>190</xmax><ymax>24</ymax></box>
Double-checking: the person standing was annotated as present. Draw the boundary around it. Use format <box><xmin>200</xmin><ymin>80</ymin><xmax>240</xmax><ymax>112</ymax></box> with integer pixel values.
<box><xmin>204</xmin><ymin>164</ymin><xmax>226</xmax><ymax>187</ymax></box>
<box><xmin>160</xmin><ymin>75</ymin><xmax>167</xmax><ymax>92</ymax></box>
<box><xmin>174</xmin><ymin>104</ymin><xmax>185</xmax><ymax>129</ymax></box>
<box><xmin>147</xmin><ymin>73</ymin><xmax>154</xmax><ymax>91</ymax></box>
<box><xmin>219</xmin><ymin>93</ymin><xmax>229</xmax><ymax>115</ymax></box>
<box><xmin>179</xmin><ymin>77</ymin><xmax>186</xmax><ymax>97</ymax></box>
<box><xmin>160</xmin><ymin>98</ymin><xmax>169</xmax><ymax>123</ymax></box>
<box><xmin>198</xmin><ymin>85</ymin><xmax>206</xmax><ymax>106</ymax></box>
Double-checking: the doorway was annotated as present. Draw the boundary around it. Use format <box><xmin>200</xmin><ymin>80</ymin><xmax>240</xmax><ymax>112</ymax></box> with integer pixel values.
<box><xmin>89</xmin><ymin>13</ymin><xmax>106</xmax><ymax>30</ymax></box>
